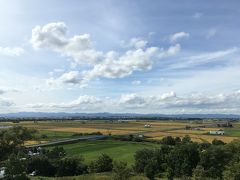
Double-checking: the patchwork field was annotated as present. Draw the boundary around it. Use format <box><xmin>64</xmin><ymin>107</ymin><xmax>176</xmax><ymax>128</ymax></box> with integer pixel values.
<box><xmin>1</xmin><ymin>119</ymin><xmax>240</xmax><ymax>143</ymax></box>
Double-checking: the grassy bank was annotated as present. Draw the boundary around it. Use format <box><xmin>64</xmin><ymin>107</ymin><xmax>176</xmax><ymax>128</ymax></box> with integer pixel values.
<box><xmin>47</xmin><ymin>140</ymin><xmax>159</xmax><ymax>165</ymax></box>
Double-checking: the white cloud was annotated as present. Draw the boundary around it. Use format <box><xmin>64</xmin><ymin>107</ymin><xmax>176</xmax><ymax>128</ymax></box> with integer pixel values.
<box><xmin>81</xmin><ymin>44</ymin><xmax>180</xmax><ymax>83</ymax></box>
<box><xmin>118</xmin><ymin>90</ymin><xmax>240</xmax><ymax>112</ymax></box>
<box><xmin>163</xmin><ymin>44</ymin><xmax>181</xmax><ymax>57</ymax></box>
<box><xmin>0</xmin><ymin>88</ymin><xmax>21</xmax><ymax>95</ymax></box>
<box><xmin>0</xmin><ymin>89</ymin><xmax>5</xmax><ymax>95</ymax></box>
<box><xmin>34</xmin><ymin>22</ymin><xmax>181</xmax><ymax>87</ymax></box>
<box><xmin>160</xmin><ymin>91</ymin><xmax>176</xmax><ymax>100</ymax></box>
<box><xmin>53</xmin><ymin>71</ymin><xmax>81</xmax><ymax>84</ymax></box>
<box><xmin>83</xmin><ymin>47</ymin><xmax>159</xmax><ymax>80</ymax></box>
<box><xmin>0</xmin><ymin>46</ymin><xmax>24</xmax><ymax>57</ymax></box>
<box><xmin>27</xmin><ymin>95</ymin><xmax>102</xmax><ymax>110</ymax></box>
<box><xmin>0</xmin><ymin>97</ymin><xmax>14</xmax><ymax>107</ymax></box>
<box><xmin>168</xmin><ymin>47</ymin><xmax>239</xmax><ymax>69</ymax></box>
<box><xmin>169</xmin><ymin>32</ymin><xmax>190</xmax><ymax>43</ymax></box>
<box><xmin>121</xmin><ymin>37</ymin><xmax>148</xmax><ymax>49</ymax></box>
<box><xmin>119</xmin><ymin>93</ymin><xmax>146</xmax><ymax>107</ymax></box>
<box><xmin>188</xmin><ymin>47</ymin><xmax>238</xmax><ymax>62</ymax></box>
<box><xmin>24</xmin><ymin>90</ymin><xmax>240</xmax><ymax>114</ymax></box>
<box><xmin>30</xmin><ymin>22</ymin><xmax>103</xmax><ymax>65</ymax></box>
<box><xmin>48</xmin><ymin>68</ymin><xmax>65</xmax><ymax>76</ymax></box>
<box><xmin>30</xmin><ymin>22</ymin><xmax>68</xmax><ymax>50</ymax></box>
<box><xmin>46</xmin><ymin>71</ymin><xmax>88</xmax><ymax>88</ymax></box>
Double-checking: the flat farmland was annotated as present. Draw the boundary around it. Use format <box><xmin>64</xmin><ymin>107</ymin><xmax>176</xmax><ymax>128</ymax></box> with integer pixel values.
<box><xmin>1</xmin><ymin>120</ymin><xmax>240</xmax><ymax>143</ymax></box>
<box><xmin>47</xmin><ymin>140</ymin><xmax>159</xmax><ymax>165</ymax></box>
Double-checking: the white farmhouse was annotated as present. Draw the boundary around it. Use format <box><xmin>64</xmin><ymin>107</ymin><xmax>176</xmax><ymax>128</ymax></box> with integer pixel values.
<box><xmin>144</xmin><ymin>124</ymin><xmax>151</xmax><ymax>128</ymax></box>
<box><xmin>209</xmin><ymin>130</ymin><xmax>225</xmax><ymax>135</ymax></box>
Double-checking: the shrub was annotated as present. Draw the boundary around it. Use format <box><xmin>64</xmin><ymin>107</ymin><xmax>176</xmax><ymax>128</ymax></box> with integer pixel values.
<box><xmin>89</xmin><ymin>153</ymin><xmax>113</xmax><ymax>173</ymax></box>
<box><xmin>112</xmin><ymin>161</ymin><xmax>132</xmax><ymax>180</ymax></box>
<box><xmin>26</xmin><ymin>155</ymin><xmax>56</xmax><ymax>176</ymax></box>
<box><xmin>134</xmin><ymin>148</ymin><xmax>155</xmax><ymax>173</ymax></box>
<box><xmin>144</xmin><ymin>159</ymin><xmax>158</xmax><ymax>180</ymax></box>
<box><xmin>5</xmin><ymin>153</ymin><xmax>30</xmax><ymax>180</ymax></box>
<box><xmin>56</xmin><ymin>157</ymin><xmax>87</xmax><ymax>176</ymax></box>
<box><xmin>161</xmin><ymin>136</ymin><xmax>176</xmax><ymax>145</ymax></box>
<box><xmin>212</xmin><ymin>139</ymin><xmax>225</xmax><ymax>145</ymax></box>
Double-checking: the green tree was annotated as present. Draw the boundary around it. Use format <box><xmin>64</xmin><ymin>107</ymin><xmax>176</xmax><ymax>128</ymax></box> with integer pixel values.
<box><xmin>47</xmin><ymin>146</ymin><xmax>66</xmax><ymax>159</ymax></box>
<box><xmin>0</xmin><ymin>126</ymin><xmax>36</xmax><ymax>161</ymax></box>
<box><xmin>166</xmin><ymin>167</ymin><xmax>174</xmax><ymax>180</ymax></box>
<box><xmin>192</xmin><ymin>165</ymin><xmax>209</xmax><ymax>180</ymax></box>
<box><xmin>175</xmin><ymin>137</ymin><xmax>181</xmax><ymax>144</ymax></box>
<box><xmin>89</xmin><ymin>153</ymin><xmax>113</xmax><ymax>173</ymax></box>
<box><xmin>56</xmin><ymin>157</ymin><xmax>87</xmax><ymax>176</ymax></box>
<box><xmin>144</xmin><ymin>159</ymin><xmax>158</xmax><ymax>180</ymax></box>
<box><xmin>182</xmin><ymin>135</ymin><xmax>192</xmax><ymax>144</ymax></box>
<box><xmin>4</xmin><ymin>153</ymin><xmax>29</xmax><ymax>180</ymax></box>
<box><xmin>223</xmin><ymin>162</ymin><xmax>240</xmax><ymax>180</ymax></box>
<box><xmin>154</xmin><ymin>145</ymin><xmax>172</xmax><ymax>176</ymax></box>
<box><xmin>134</xmin><ymin>148</ymin><xmax>155</xmax><ymax>173</ymax></box>
<box><xmin>26</xmin><ymin>154</ymin><xmax>55</xmax><ymax>176</ymax></box>
<box><xmin>112</xmin><ymin>161</ymin><xmax>132</xmax><ymax>180</ymax></box>
<box><xmin>199</xmin><ymin>146</ymin><xmax>231</xmax><ymax>179</ymax></box>
<box><xmin>161</xmin><ymin>136</ymin><xmax>176</xmax><ymax>145</ymax></box>
<box><xmin>167</xmin><ymin>143</ymin><xmax>200</xmax><ymax>177</ymax></box>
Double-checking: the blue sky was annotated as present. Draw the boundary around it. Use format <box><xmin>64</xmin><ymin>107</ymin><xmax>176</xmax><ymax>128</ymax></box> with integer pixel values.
<box><xmin>1</xmin><ymin>0</ymin><xmax>240</xmax><ymax>114</ymax></box>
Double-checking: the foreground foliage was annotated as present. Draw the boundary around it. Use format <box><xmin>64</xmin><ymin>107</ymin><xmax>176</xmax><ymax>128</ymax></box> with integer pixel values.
<box><xmin>1</xmin><ymin>126</ymin><xmax>240</xmax><ymax>179</ymax></box>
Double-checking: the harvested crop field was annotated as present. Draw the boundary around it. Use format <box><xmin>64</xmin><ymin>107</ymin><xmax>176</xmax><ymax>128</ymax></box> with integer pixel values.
<box><xmin>1</xmin><ymin>120</ymin><xmax>240</xmax><ymax>143</ymax></box>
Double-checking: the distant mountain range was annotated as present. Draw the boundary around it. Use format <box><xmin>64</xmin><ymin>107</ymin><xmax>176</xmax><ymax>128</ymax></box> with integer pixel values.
<box><xmin>0</xmin><ymin>112</ymin><xmax>240</xmax><ymax>119</ymax></box>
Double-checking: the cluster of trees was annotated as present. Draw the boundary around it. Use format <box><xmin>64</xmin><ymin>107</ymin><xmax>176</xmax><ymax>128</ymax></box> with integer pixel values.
<box><xmin>3</xmin><ymin>147</ymin><xmax>131</xmax><ymax>180</ymax></box>
<box><xmin>134</xmin><ymin>135</ymin><xmax>240</xmax><ymax>180</ymax></box>
<box><xmin>0</xmin><ymin>126</ymin><xmax>36</xmax><ymax>161</ymax></box>
<box><xmin>111</xmin><ymin>134</ymin><xmax>145</xmax><ymax>142</ymax></box>
<box><xmin>0</xmin><ymin>126</ymin><xmax>130</xmax><ymax>179</ymax></box>
<box><xmin>71</xmin><ymin>131</ymin><xmax>103</xmax><ymax>137</ymax></box>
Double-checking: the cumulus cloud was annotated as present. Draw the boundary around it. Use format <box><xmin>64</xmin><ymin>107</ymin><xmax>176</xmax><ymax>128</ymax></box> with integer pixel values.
<box><xmin>118</xmin><ymin>91</ymin><xmax>240</xmax><ymax>112</ymax></box>
<box><xmin>121</xmin><ymin>37</ymin><xmax>148</xmax><ymax>49</ymax></box>
<box><xmin>46</xmin><ymin>71</ymin><xmax>88</xmax><ymax>88</ymax></box>
<box><xmin>31</xmin><ymin>22</ymin><xmax>181</xmax><ymax>87</ymax></box>
<box><xmin>119</xmin><ymin>94</ymin><xmax>146</xmax><ymax>107</ymax></box>
<box><xmin>47</xmin><ymin>45</ymin><xmax>179</xmax><ymax>86</ymax></box>
<box><xmin>27</xmin><ymin>95</ymin><xmax>102</xmax><ymax>110</ymax></box>
<box><xmin>24</xmin><ymin>90</ymin><xmax>240</xmax><ymax>113</ymax></box>
<box><xmin>0</xmin><ymin>46</ymin><xmax>24</xmax><ymax>57</ymax></box>
<box><xmin>83</xmin><ymin>47</ymin><xmax>159</xmax><ymax>80</ymax></box>
<box><xmin>30</xmin><ymin>22</ymin><xmax>103</xmax><ymax>64</ymax></box>
<box><xmin>52</xmin><ymin>95</ymin><xmax>102</xmax><ymax>109</ymax></box>
<box><xmin>48</xmin><ymin>71</ymin><xmax>81</xmax><ymax>85</ymax></box>
<box><xmin>169</xmin><ymin>32</ymin><xmax>190</xmax><ymax>43</ymax></box>
<box><xmin>160</xmin><ymin>91</ymin><xmax>176</xmax><ymax>100</ymax></box>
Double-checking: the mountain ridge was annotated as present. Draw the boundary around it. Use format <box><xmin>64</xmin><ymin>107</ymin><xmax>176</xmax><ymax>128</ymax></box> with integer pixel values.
<box><xmin>0</xmin><ymin>112</ymin><xmax>240</xmax><ymax>119</ymax></box>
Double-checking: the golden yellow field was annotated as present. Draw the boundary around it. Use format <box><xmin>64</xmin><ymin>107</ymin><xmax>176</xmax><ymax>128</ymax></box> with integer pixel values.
<box><xmin>1</xmin><ymin>120</ymin><xmax>240</xmax><ymax>143</ymax></box>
